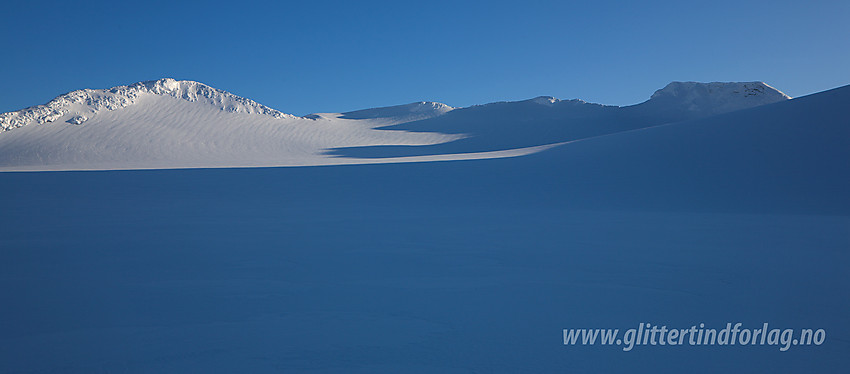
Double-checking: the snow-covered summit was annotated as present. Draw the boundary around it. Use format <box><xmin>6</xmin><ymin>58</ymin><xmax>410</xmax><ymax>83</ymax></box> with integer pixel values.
<box><xmin>339</xmin><ymin>101</ymin><xmax>455</xmax><ymax>120</ymax></box>
<box><xmin>644</xmin><ymin>81</ymin><xmax>791</xmax><ymax>114</ymax></box>
<box><xmin>526</xmin><ymin>96</ymin><xmax>592</xmax><ymax>107</ymax></box>
<box><xmin>0</xmin><ymin>78</ymin><xmax>294</xmax><ymax>132</ymax></box>
<box><xmin>531</xmin><ymin>96</ymin><xmax>559</xmax><ymax>106</ymax></box>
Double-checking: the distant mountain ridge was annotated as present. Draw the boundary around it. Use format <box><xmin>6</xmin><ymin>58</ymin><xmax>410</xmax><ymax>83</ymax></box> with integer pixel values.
<box><xmin>340</xmin><ymin>101</ymin><xmax>455</xmax><ymax>120</ymax></box>
<box><xmin>0</xmin><ymin>78</ymin><xmax>797</xmax><ymax>171</ymax></box>
<box><xmin>1</xmin><ymin>79</ymin><xmax>790</xmax><ymax>133</ymax></box>
<box><xmin>328</xmin><ymin>81</ymin><xmax>792</xmax><ymax>158</ymax></box>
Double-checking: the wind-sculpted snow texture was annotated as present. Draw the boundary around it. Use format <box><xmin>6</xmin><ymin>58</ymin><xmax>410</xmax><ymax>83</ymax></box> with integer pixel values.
<box><xmin>0</xmin><ymin>80</ymin><xmax>789</xmax><ymax>170</ymax></box>
<box><xmin>0</xmin><ymin>78</ymin><xmax>293</xmax><ymax>132</ymax></box>
<box><xmin>0</xmin><ymin>83</ymin><xmax>847</xmax><ymax>373</ymax></box>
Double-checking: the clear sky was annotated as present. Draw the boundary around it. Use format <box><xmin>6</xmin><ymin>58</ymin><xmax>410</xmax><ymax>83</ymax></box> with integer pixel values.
<box><xmin>2</xmin><ymin>0</ymin><xmax>848</xmax><ymax>116</ymax></box>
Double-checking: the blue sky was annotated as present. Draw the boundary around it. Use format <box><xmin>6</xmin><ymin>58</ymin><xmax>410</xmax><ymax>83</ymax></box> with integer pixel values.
<box><xmin>2</xmin><ymin>0</ymin><xmax>848</xmax><ymax>115</ymax></box>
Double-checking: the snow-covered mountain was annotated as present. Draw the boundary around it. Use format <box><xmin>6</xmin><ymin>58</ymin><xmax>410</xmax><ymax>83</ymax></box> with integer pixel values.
<box><xmin>330</xmin><ymin>81</ymin><xmax>791</xmax><ymax>158</ymax></box>
<box><xmin>1</xmin><ymin>81</ymin><xmax>847</xmax><ymax>373</ymax></box>
<box><xmin>0</xmin><ymin>78</ymin><xmax>293</xmax><ymax>132</ymax></box>
<box><xmin>0</xmin><ymin>79</ymin><xmax>791</xmax><ymax>171</ymax></box>
<box><xmin>626</xmin><ymin>81</ymin><xmax>792</xmax><ymax>123</ymax></box>
<box><xmin>646</xmin><ymin>81</ymin><xmax>791</xmax><ymax>113</ymax></box>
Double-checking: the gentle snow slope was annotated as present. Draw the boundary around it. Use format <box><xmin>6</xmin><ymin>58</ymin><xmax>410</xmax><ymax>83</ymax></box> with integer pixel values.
<box><xmin>331</xmin><ymin>81</ymin><xmax>790</xmax><ymax>158</ymax></box>
<box><xmin>0</xmin><ymin>79</ymin><xmax>478</xmax><ymax>171</ymax></box>
<box><xmin>0</xmin><ymin>79</ymin><xmax>789</xmax><ymax>171</ymax></box>
<box><xmin>0</xmin><ymin>83</ymin><xmax>846</xmax><ymax>373</ymax></box>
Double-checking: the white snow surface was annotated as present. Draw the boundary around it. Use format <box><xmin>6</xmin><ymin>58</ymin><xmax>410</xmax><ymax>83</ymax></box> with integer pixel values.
<box><xmin>0</xmin><ymin>79</ymin><xmax>792</xmax><ymax>171</ymax></box>
<box><xmin>336</xmin><ymin>101</ymin><xmax>455</xmax><ymax>122</ymax></box>
<box><xmin>0</xmin><ymin>78</ymin><xmax>294</xmax><ymax>132</ymax></box>
<box><xmin>0</xmin><ymin>79</ymin><xmax>475</xmax><ymax>171</ymax></box>
<box><xmin>0</xmin><ymin>83</ymin><xmax>847</xmax><ymax>373</ymax></box>
<box><xmin>646</xmin><ymin>81</ymin><xmax>790</xmax><ymax>114</ymax></box>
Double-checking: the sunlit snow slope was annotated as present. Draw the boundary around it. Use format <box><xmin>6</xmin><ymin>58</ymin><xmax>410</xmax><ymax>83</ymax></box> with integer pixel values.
<box><xmin>0</xmin><ymin>83</ymin><xmax>846</xmax><ymax>374</ymax></box>
<box><xmin>0</xmin><ymin>79</ymin><xmax>474</xmax><ymax>171</ymax></box>
<box><xmin>0</xmin><ymin>79</ymin><xmax>789</xmax><ymax>171</ymax></box>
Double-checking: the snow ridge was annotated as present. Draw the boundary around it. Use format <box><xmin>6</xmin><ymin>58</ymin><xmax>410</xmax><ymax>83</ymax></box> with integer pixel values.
<box><xmin>0</xmin><ymin>78</ymin><xmax>294</xmax><ymax>132</ymax></box>
<box><xmin>338</xmin><ymin>101</ymin><xmax>455</xmax><ymax>121</ymax></box>
<box><xmin>647</xmin><ymin>81</ymin><xmax>791</xmax><ymax>113</ymax></box>
<box><xmin>531</xmin><ymin>96</ymin><xmax>560</xmax><ymax>106</ymax></box>
<box><xmin>406</xmin><ymin>101</ymin><xmax>455</xmax><ymax>114</ymax></box>
<box><xmin>527</xmin><ymin>96</ymin><xmax>593</xmax><ymax>107</ymax></box>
